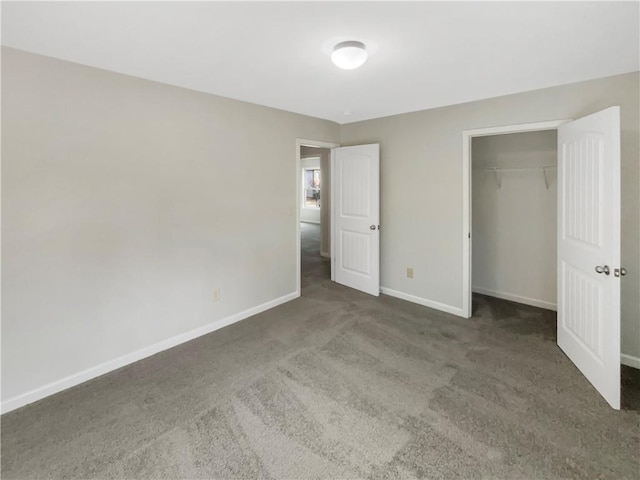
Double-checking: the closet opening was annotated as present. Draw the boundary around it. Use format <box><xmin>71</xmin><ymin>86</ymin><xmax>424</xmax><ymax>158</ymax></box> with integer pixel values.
<box><xmin>461</xmin><ymin>119</ymin><xmax>570</xmax><ymax>317</ymax></box>
<box><xmin>472</xmin><ymin>130</ymin><xmax>557</xmax><ymax>312</ymax></box>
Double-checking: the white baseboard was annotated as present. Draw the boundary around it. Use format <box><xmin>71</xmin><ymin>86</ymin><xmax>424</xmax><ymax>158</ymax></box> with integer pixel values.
<box><xmin>380</xmin><ymin>287</ymin><xmax>464</xmax><ymax>317</ymax></box>
<box><xmin>621</xmin><ymin>354</ymin><xmax>640</xmax><ymax>369</ymax></box>
<box><xmin>472</xmin><ymin>286</ymin><xmax>557</xmax><ymax>311</ymax></box>
<box><xmin>320</xmin><ymin>251</ymin><xmax>330</xmax><ymax>258</ymax></box>
<box><xmin>300</xmin><ymin>220</ymin><xmax>320</xmax><ymax>225</ymax></box>
<box><xmin>1</xmin><ymin>292</ymin><xmax>299</xmax><ymax>415</ymax></box>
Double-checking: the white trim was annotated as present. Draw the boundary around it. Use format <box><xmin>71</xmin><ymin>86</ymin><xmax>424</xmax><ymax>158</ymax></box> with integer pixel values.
<box><xmin>1</xmin><ymin>292</ymin><xmax>298</xmax><ymax>414</ymax></box>
<box><xmin>472</xmin><ymin>286</ymin><xmax>557</xmax><ymax>311</ymax></box>
<box><xmin>330</xmin><ymin>149</ymin><xmax>336</xmax><ymax>282</ymax></box>
<box><xmin>621</xmin><ymin>354</ymin><xmax>640</xmax><ymax>369</ymax></box>
<box><xmin>461</xmin><ymin>119</ymin><xmax>571</xmax><ymax>318</ymax></box>
<box><xmin>300</xmin><ymin>219</ymin><xmax>320</xmax><ymax>225</ymax></box>
<box><xmin>296</xmin><ymin>139</ymin><xmax>339</xmax><ymax>295</ymax></box>
<box><xmin>380</xmin><ymin>287</ymin><xmax>464</xmax><ymax>317</ymax></box>
<box><xmin>320</xmin><ymin>251</ymin><xmax>330</xmax><ymax>259</ymax></box>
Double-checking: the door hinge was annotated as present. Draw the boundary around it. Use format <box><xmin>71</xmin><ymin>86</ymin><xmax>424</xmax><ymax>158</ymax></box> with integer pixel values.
<box><xmin>614</xmin><ymin>267</ymin><xmax>627</xmax><ymax>277</ymax></box>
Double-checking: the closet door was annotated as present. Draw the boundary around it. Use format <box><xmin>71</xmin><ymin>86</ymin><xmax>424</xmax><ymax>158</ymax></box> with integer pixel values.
<box><xmin>557</xmin><ymin>106</ymin><xmax>621</xmax><ymax>409</ymax></box>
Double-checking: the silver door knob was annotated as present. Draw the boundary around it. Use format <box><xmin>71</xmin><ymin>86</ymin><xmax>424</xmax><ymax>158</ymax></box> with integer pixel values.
<box><xmin>370</xmin><ymin>225</ymin><xmax>376</xmax><ymax>230</ymax></box>
<box><xmin>595</xmin><ymin>265</ymin><xmax>610</xmax><ymax>275</ymax></box>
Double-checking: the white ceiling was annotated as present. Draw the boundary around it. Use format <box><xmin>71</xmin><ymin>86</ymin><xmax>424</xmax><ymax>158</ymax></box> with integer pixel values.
<box><xmin>2</xmin><ymin>1</ymin><xmax>639</xmax><ymax>124</ymax></box>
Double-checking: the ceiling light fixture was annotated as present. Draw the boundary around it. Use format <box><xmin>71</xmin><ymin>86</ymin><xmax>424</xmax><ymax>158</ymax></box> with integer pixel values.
<box><xmin>331</xmin><ymin>41</ymin><xmax>367</xmax><ymax>70</ymax></box>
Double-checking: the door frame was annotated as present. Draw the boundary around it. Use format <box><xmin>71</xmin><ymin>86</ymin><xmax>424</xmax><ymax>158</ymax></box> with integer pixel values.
<box><xmin>296</xmin><ymin>139</ymin><xmax>340</xmax><ymax>296</ymax></box>
<box><xmin>461</xmin><ymin>119</ymin><xmax>571</xmax><ymax>318</ymax></box>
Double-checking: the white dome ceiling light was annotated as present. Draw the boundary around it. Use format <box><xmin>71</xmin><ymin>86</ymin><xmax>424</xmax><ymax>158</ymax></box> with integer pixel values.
<box><xmin>331</xmin><ymin>41</ymin><xmax>368</xmax><ymax>70</ymax></box>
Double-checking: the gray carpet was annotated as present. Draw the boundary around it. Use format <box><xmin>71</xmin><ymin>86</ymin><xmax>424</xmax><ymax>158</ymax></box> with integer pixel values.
<box><xmin>2</xmin><ymin>222</ymin><xmax>638</xmax><ymax>479</ymax></box>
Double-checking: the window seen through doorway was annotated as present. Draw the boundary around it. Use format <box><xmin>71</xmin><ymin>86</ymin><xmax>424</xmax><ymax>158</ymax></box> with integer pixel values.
<box><xmin>303</xmin><ymin>168</ymin><xmax>321</xmax><ymax>208</ymax></box>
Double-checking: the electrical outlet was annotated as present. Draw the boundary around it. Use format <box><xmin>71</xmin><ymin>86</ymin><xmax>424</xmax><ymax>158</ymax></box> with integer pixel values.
<box><xmin>212</xmin><ymin>288</ymin><xmax>221</xmax><ymax>302</ymax></box>
<box><xmin>407</xmin><ymin>267</ymin><xmax>414</xmax><ymax>279</ymax></box>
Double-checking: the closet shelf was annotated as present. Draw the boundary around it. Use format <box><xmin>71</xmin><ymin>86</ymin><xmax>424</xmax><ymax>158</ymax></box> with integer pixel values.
<box><xmin>480</xmin><ymin>165</ymin><xmax>557</xmax><ymax>189</ymax></box>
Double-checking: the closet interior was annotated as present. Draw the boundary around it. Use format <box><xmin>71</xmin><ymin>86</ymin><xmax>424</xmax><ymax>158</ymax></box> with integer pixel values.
<box><xmin>472</xmin><ymin>130</ymin><xmax>558</xmax><ymax>311</ymax></box>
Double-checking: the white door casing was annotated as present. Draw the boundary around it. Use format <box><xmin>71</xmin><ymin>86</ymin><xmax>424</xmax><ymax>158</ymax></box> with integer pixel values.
<box><xmin>557</xmin><ymin>106</ymin><xmax>621</xmax><ymax>409</ymax></box>
<box><xmin>332</xmin><ymin>144</ymin><xmax>380</xmax><ymax>296</ymax></box>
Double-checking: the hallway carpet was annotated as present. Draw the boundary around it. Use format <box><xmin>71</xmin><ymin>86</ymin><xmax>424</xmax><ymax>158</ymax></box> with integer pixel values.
<box><xmin>2</xmin><ymin>223</ymin><xmax>638</xmax><ymax>479</ymax></box>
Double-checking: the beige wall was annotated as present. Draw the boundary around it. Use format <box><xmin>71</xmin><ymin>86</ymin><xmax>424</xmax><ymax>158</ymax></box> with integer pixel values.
<box><xmin>340</xmin><ymin>72</ymin><xmax>640</xmax><ymax>360</ymax></box>
<box><xmin>472</xmin><ymin>131</ymin><xmax>558</xmax><ymax>309</ymax></box>
<box><xmin>1</xmin><ymin>47</ymin><xmax>339</xmax><ymax>405</ymax></box>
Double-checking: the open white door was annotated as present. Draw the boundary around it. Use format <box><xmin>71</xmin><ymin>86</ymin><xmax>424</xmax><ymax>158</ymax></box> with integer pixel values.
<box><xmin>557</xmin><ymin>106</ymin><xmax>621</xmax><ymax>409</ymax></box>
<box><xmin>332</xmin><ymin>144</ymin><xmax>380</xmax><ymax>296</ymax></box>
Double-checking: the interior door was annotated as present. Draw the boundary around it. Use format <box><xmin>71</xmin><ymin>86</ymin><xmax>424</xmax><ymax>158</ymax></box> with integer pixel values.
<box><xmin>557</xmin><ymin>106</ymin><xmax>621</xmax><ymax>409</ymax></box>
<box><xmin>332</xmin><ymin>144</ymin><xmax>380</xmax><ymax>296</ymax></box>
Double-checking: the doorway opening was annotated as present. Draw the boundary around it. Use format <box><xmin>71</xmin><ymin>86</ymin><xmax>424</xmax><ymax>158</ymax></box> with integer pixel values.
<box><xmin>296</xmin><ymin>139</ymin><xmax>339</xmax><ymax>295</ymax></box>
